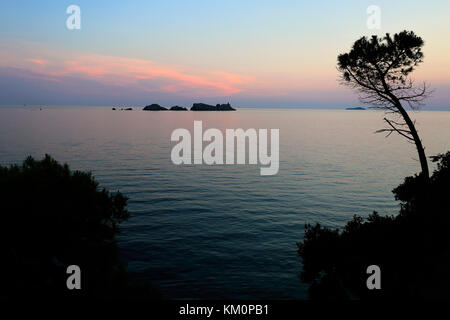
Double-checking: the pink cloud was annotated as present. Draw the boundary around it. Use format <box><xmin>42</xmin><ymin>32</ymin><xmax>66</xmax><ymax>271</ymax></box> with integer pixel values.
<box><xmin>28</xmin><ymin>58</ymin><xmax>48</xmax><ymax>66</ymax></box>
<box><xmin>58</xmin><ymin>55</ymin><xmax>249</xmax><ymax>95</ymax></box>
<box><xmin>4</xmin><ymin>45</ymin><xmax>252</xmax><ymax>97</ymax></box>
<box><xmin>0</xmin><ymin>40</ymin><xmax>341</xmax><ymax>100</ymax></box>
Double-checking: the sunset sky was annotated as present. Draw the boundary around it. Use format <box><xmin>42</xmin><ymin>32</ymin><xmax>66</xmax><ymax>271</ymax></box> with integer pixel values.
<box><xmin>1</xmin><ymin>0</ymin><xmax>449</xmax><ymax>108</ymax></box>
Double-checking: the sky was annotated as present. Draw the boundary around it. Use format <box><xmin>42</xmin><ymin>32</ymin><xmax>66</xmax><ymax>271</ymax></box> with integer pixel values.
<box><xmin>0</xmin><ymin>0</ymin><xmax>449</xmax><ymax>108</ymax></box>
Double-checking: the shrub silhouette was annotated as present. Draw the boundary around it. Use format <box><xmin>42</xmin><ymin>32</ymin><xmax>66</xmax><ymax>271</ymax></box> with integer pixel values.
<box><xmin>0</xmin><ymin>155</ymin><xmax>157</xmax><ymax>298</ymax></box>
<box><xmin>298</xmin><ymin>152</ymin><xmax>450</xmax><ymax>299</ymax></box>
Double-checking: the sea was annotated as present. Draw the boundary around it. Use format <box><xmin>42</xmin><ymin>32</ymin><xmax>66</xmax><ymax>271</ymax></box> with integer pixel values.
<box><xmin>1</xmin><ymin>106</ymin><xmax>449</xmax><ymax>299</ymax></box>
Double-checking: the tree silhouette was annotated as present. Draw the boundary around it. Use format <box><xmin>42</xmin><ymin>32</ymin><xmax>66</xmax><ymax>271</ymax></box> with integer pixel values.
<box><xmin>338</xmin><ymin>30</ymin><xmax>431</xmax><ymax>178</ymax></box>
<box><xmin>0</xmin><ymin>155</ymin><xmax>159</xmax><ymax>298</ymax></box>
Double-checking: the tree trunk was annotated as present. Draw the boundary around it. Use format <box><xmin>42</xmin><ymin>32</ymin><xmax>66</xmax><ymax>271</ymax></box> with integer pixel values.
<box><xmin>394</xmin><ymin>101</ymin><xmax>430</xmax><ymax>179</ymax></box>
<box><xmin>378</xmin><ymin>77</ymin><xmax>430</xmax><ymax>179</ymax></box>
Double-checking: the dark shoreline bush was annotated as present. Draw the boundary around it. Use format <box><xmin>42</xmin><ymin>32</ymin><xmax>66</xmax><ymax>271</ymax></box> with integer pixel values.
<box><xmin>298</xmin><ymin>152</ymin><xmax>450</xmax><ymax>299</ymax></box>
<box><xmin>0</xmin><ymin>155</ymin><xmax>159</xmax><ymax>298</ymax></box>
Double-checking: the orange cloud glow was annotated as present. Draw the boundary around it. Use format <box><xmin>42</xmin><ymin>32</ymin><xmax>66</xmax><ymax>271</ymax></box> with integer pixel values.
<box><xmin>28</xmin><ymin>58</ymin><xmax>48</xmax><ymax>66</ymax></box>
<box><xmin>1</xmin><ymin>42</ymin><xmax>253</xmax><ymax>97</ymax></box>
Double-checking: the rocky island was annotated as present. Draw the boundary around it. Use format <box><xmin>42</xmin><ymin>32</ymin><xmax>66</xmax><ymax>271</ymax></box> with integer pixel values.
<box><xmin>143</xmin><ymin>104</ymin><xmax>168</xmax><ymax>111</ymax></box>
<box><xmin>170</xmin><ymin>106</ymin><xmax>188</xmax><ymax>111</ymax></box>
<box><xmin>345</xmin><ymin>107</ymin><xmax>366</xmax><ymax>110</ymax></box>
<box><xmin>141</xmin><ymin>103</ymin><xmax>236</xmax><ymax>111</ymax></box>
<box><xmin>191</xmin><ymin>103</ymin><xmax>235</xmax><ymax>111</ymax></box>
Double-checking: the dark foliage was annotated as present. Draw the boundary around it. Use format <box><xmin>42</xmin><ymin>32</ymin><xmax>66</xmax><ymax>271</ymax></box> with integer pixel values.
<box><xmin>0</xmin><ymin>155</ymin><xmax>159</xmax><ymax>298</ymax></box>
<box><xmin>298</xmin><ymin>152</ymin><xmax>450</xmax><ymax>299</ymax></box>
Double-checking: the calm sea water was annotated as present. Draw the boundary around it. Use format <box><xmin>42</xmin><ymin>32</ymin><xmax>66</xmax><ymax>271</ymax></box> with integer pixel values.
<box><xmin>1</xmin><ymin>106</ymin><xmax>450</xmax><ymax>299</ymax></box>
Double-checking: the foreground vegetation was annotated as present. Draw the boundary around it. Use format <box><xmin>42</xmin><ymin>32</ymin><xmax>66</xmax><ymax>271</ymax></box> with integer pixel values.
<box><xmin>298</xmin><ymin>152</ymin><xmax>450</xmax><ymax>299</ymax></box>
<box><xmin>0</xmin><ymin>155</ymin><xmax>159</xmax><ymax>298</ymax></box>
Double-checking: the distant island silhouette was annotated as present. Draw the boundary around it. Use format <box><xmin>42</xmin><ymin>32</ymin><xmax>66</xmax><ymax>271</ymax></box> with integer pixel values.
<box><xmin>141</xmin><ymin>103</ymin><xmax>236</xmax><ymax>111</ymax></box>
<box><xmin>190</xmin><ymin>103</ymin><xmax>235</xmax><ymax>111</ymax></box>
<box><xmin>143</xmin><ymin>104</ymin><xmax>168</xmax><ymax>111</ymax></box>
<box><xmin>170</xmin><ymin>106</ymin><xmax>188</xmax><ymax>111</ymax></box>
<box><xmin>112</xmin><ymin>107</ymin><xmax>133</xmax><ymax>111</ymax></box>
<box><xmin>345</xmin><ymin>107</ymin><xmax>366</xmax><ymax>110</ymax></box>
